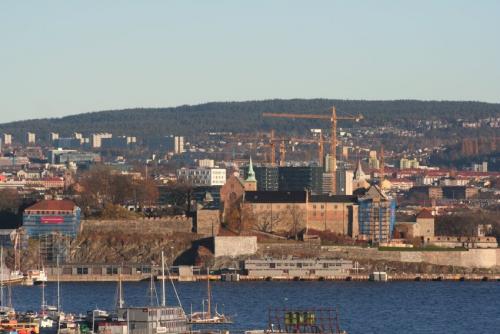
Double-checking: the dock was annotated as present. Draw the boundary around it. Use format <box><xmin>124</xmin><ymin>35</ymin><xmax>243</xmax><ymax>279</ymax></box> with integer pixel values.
<box><xmin>46</xmin><ymin>273</ymin><xmax>500</xmax><ymax>282</ymax></box>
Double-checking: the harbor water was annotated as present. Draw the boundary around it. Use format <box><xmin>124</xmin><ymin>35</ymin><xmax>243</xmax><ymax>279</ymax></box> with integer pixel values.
<box><xmin>8</xmin><ymin>281</ymin><xmax>500</xmax><ymax>334</ymax></box>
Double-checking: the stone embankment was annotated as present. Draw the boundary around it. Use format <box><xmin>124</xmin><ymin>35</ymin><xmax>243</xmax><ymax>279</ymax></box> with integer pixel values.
<box><xmin>250</xmin><ymin>241</ymin><xmax>500</xmax><ymax>274</ymax></box>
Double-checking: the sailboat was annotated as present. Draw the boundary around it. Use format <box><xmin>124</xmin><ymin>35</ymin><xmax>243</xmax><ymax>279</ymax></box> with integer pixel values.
<box><xmin>116</xmin><ymin>251</ymin><xmax>191</xmax><ymax>334</ymax></box>
<box><xmin>0</xmin><ymin>246</ymin><xmax>16</xmax><ymax>319</ymax></box>
<box><xmin>10</xmin><ymin>232</ymin><xmax>25</xmax><ymax>282</ymax></box>
<box><xmin>188</xmin><ymin>267</ymin><xmax>232</xmax><ymax>324</ymax></box>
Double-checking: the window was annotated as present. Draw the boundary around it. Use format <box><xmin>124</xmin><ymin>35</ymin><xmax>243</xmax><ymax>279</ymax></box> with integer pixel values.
<box><xmin>106</xmin><ymin>267</ymin><xmax>118</xmax><ymax>275</ymax></box>
<box><xmin>77</xmin><ymin>267</ymin><xmax>89</xmax><ymax>275</ymax></box>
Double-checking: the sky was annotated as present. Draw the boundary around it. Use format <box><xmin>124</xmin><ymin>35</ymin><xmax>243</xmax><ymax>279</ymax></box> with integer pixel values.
<box><xmin>1</xmin><ymin>1</ymin><xmax>499</xmax><ymax>122</ymax></box>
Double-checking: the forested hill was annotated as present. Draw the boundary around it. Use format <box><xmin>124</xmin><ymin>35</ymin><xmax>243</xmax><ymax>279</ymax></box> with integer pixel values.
<box><xmin>1</xmin><ymin>99</ymin><xmax>499</xmax><ymax>139</ymax></box>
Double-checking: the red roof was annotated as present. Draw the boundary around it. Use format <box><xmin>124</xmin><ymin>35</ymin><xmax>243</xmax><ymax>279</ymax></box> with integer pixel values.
<box><xmin>417</xmin><ymin>209</ymin><xmax>434</xmax><ymax>219</ymax></box>
<box><xmin>25</xmin><ymin>200</ymin><xmax>76</xmax><ymax>212</ymax></box>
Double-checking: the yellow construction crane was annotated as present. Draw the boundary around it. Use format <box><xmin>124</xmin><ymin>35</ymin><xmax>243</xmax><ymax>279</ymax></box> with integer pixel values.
<box><xmin>263</xmin><ymin>106</ymin><xmax>363</xmax><ymax>194</ymax></box>
<box><xmin>289</xmin><ymin>133</ymin><xmax>326</xmax><ymax>167</ymax></box>
<box><xmin>266</xmin><ymin>130</ymin><xmax>288</xmax><ymax>167</ymax></box>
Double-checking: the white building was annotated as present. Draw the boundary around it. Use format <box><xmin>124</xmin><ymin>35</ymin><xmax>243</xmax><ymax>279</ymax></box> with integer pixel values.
<box><xmin>74</xmin><ymin>132</ymin><xmax>84</xmax><ymax>144</ymax></box>
<box><xmin>472</xmin><ymin>162</ymin><xmax>488</xmax><ymax>172</ymax></box>
<box><xmin>26</xmin><ymin>132</ymin><xmax>36</xmax><ymax>145</ymax></box>
<box><xmin>400</xmin><ymin>158</ymin><xmax>419</xmax><ymax>169</ymax></box>
<box><xmin>174</xmin><ymin>136</ymin><xmax>184</xmax><ymax>154</ymax></box>
<box><xmin>90</xmin><ymin>133</ymin><xmax>113</xmax><ymax>148</ymax></box>
<box><xmin>198</xmin><ymin>159</ymin><xmax>215</xmax><ymax>168</ymax></box>
<box><xmin>49</xmin><ymin>132</ymin><xmax>59</xmax><ymax>142</ymax></box>
<box><xmin>2</xmin><ymin>134</ymin><xmax>12</xmax><ymax>146</ymax></box>
<box><xmin>176</xmin><ymin>168</ymin><xmax>226</xmax><ymax>186</ymax></box>
<box><xmin>322</xmin><ymin>169</ymin><xmax>353</xmax><ymax>195</ymax></box>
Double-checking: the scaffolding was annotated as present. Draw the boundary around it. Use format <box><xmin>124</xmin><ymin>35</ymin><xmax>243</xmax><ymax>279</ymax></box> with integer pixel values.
<box><xmin>38</xmin><ymin>233</ymin><xmax>70</xmax><ymax>265</ymax></box>
<box><xmin>358</xmin><ymin>199</ymin><xmax>396</xmax><ymax>242</ymax></box>
<box><xmin>267</xmin><ymin>308</ymin><xmax>344</xmax><ymax>334</ymax></box>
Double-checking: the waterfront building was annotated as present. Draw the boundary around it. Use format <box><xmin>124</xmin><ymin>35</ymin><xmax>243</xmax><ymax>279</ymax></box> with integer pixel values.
<box><xmin>244</xmin><ymin>258</ymin><xmax>353</xmax><ymax>278</ymax></box>
<box><xmin>23</xmin><ymin>199</ymin><xmax>81</xmax><ymax>238</ymax></box>
<box><xmin>424</xmin><ymin>236</ymin><xmax>498</xmax><ymax>249</ymax></box>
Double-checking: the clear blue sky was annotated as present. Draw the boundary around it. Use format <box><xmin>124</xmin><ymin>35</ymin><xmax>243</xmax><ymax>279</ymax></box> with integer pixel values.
<box><xmin>1</xmin><ymin>1</ymin><xmax>499</xmax><ymax>122</ymax></box>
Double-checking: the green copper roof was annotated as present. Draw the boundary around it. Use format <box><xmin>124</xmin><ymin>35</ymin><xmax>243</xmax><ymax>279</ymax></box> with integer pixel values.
<box><xmin>246</xmin><ymin>156</ymin><xmax>257</xmax><ymax>182</ymax></box>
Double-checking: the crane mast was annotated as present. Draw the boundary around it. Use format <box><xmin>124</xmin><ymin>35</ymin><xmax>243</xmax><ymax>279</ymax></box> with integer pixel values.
<box><xmin>263</xmin><ymin>106</ymin><xmax>363</xmax><ymax>194</ymax></box>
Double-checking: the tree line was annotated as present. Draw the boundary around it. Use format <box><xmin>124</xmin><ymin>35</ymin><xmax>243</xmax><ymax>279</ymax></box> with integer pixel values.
<box><xmin>1</xmin><ymin>99</ymin><xmax>499</xmax><ymax>141</ymax></box>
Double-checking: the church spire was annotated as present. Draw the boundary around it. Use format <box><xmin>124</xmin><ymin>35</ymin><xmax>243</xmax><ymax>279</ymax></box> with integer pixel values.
<box><xmin>246</xmin><ymin>156</ymin><xmax>256</xmax><ymax>182</ymax></box>
<box><xmin>244</xmin><ymin>156</ymin><xmax>257</xmax><ymax>191</ymax></box>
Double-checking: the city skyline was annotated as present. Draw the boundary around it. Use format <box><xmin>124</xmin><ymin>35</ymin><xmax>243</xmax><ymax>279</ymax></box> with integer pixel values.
<box><xmin>1</xmin><ymin>1</ymin><xmax>500</xmax><ymax>122</ymax></box>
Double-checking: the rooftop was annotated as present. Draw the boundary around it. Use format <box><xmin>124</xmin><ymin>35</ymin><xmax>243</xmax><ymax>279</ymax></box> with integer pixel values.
<box><xmin>416</xmin><ymin>209</ymin><xmax>434</xmax><ymax>219</ymax></box>
<box><xmin>25</xmin><ymin>199</ymin><xmax>77</xmax><ymax>212</ymax></box>
<box><xmin>245</xmin><ymin>191</ymin><xmax>307</xmax><ymax>203</ymax></box>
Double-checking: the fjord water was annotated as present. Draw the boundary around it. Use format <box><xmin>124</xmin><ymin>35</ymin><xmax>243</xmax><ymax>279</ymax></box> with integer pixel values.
<box><xmin>10</xmin><ymin>281</ymin><xmax>500</xmax><ymax>334</ymax></box>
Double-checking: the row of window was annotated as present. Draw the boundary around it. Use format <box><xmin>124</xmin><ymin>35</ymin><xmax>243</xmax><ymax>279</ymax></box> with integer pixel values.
<box><xmin>25</xmin><ymin>211</ymin><xmax>73</xmax><ymax>215</ymax></box>
<box><xmin>267</xmin><ymin>262</ymin><xmax>346</xmax><ymax>269</ymax></box>
<box><xmin>254</xmin><ymin>204</ymin><xmax>340</xmax><ymax>210</ymax></box>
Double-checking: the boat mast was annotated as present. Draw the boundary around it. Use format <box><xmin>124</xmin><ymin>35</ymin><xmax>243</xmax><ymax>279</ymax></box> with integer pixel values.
<box><xmin>1</xmin><ymin>246</ymin><xmax>4</xmax><ymax>307</ymax></box>
<box><xmin>206</xmin><ymin>267</ymin><xmax>211</xmax><ymax>320</ymax></box>
<box><xmin>14</xmin><ymin>234</ymin><xmax>20</xmax><ymax>273</ymax></box>
<box><xmin>57</xmin><ymin>254</ymin><xmax>61</xmax><ymax>311</ymax></box>
<box><xmin>161</xmin><ymin>251</ymin><xmax>166</xmax><ymax>307</ymax></box>
<box><xmin>41</xmin><ymin>280</ymin><xmax>46</xmax><ymax>311</ymax></box>
<box><xmin>118</xmin><ymin>273</ymin><xmax>124</xmax><ymax>309</ymax></box>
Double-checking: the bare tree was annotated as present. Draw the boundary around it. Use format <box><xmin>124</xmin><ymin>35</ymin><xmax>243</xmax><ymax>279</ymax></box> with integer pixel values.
<box><xmin>285</xmin><ymin>205</ymin><xmax>306</xmax><ymax>240</ymax></box>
